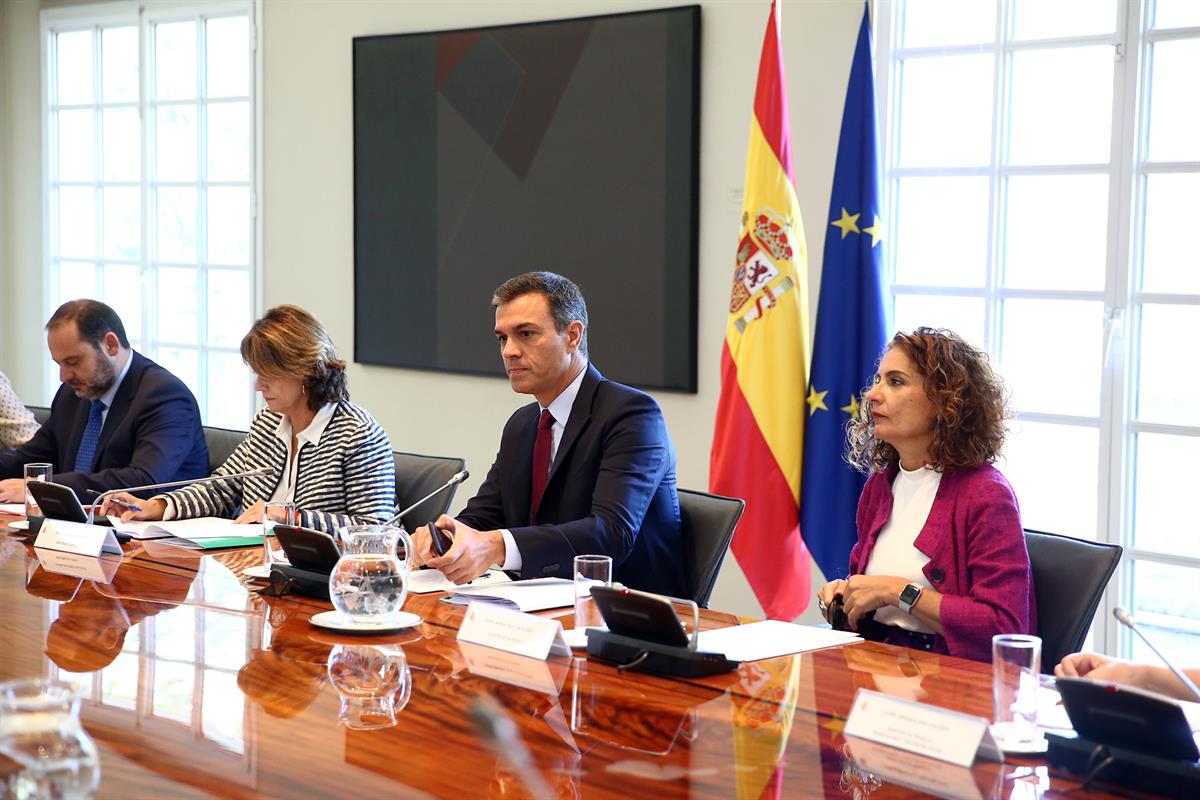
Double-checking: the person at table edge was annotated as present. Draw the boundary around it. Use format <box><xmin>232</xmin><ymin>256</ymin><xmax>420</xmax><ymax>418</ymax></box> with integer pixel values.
<box><xmin>412</xmin><ymin>271</ymin><xmax>687</xmax><ymax>598</ymax></box>
<box><xmin>0</xmin><ymin>299</ymin><xmax>208</xmax><ymax>502</ymax></box>
<box><xmin>817</xmin><ymin>328</ymin><xmax>1036</xmax><ymax>662</ymax></box>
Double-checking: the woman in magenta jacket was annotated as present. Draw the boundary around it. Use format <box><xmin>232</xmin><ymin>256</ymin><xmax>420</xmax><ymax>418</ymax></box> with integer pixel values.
<box><xmin>816</xmin><ymin>328</ymin><xmax>1035</xmax><ymax>662</ymax></box>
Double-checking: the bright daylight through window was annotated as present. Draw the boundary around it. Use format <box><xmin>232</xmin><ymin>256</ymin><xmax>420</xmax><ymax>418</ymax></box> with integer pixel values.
<box><xmin>44</xmin><ymin>2</ymin><xmax>258</xmax><ymax>429</ymax></box>
<box><xmin>877</xmin><ymin>0</ymin><xmax>1200</xmax><ymax>661</ymax></box>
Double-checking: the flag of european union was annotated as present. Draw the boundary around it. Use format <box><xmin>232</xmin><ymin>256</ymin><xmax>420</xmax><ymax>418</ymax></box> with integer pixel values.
<box><xmin>799</xmin><ymin>3</ymin><xmax>888</xmax><ymax>581</ymax></box>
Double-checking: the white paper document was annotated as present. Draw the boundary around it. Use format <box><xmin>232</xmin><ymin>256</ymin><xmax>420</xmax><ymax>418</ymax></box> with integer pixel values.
<box><xmin>694</xmin><ymin>620</ymin><xmax>861</xmax><ymax>662</ymax></box>
<box><xmin>408</xmin><ymin>568</ymin><xmax>512</xmax><ymax>594</ymax></box>
<box><xmin>109</xmin><ymin>516</ymin><xmax>263</xmax><ymax>542</ymax></box>
<box><xmin>0</xmin><ymin>503</ymin><xmax>25</xmax><ymax>515</ymax></box>
<box><xmin>444</xmin><ymin>577</ymin><xmax>574</xmax><ymax>612</ymax></box>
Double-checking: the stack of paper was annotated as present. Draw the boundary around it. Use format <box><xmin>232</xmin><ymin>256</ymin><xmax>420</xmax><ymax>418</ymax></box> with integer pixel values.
<box><xmin>109</xmin><ymin>516</ymin><xmax>264</xmax><ymax>549</ymax></box>
<box><xmin>694</xmin><ymin>620</ymin><xmax>861</xmax><ymax>662</ymax></box>
<box><xmin>443</xmin><ymin>577</ymin><xmax>574</xmax><ymax>612</ymax></box>
<box><xmin>408</xmin><ymin>568</ymin><xmax>512</xmax><ymax>594</ymax></box>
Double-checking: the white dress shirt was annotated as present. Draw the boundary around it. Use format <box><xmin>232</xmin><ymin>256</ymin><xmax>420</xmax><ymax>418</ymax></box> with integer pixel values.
<box><xmin>497</xmin><ymin>363</ymin><xmax>589</xmax><ymax>572</ymax></box>
<box><xmin>96</xmin><ymin>352</ymin><xmax>134</xmax><ymax>428</ymax></box>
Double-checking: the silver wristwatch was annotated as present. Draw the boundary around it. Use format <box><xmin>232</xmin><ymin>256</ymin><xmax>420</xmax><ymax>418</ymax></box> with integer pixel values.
<box><xmin>898</xmin><ymin>582</ymin><xmax>923</xmax><ymax>615</ymax></box>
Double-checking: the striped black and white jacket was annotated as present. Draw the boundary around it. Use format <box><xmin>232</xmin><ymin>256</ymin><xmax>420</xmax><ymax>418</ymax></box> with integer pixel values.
<box><xmin>159</xmin><ymin>400</ymin><xmax>395</xmax><ymax>534</ymax></box>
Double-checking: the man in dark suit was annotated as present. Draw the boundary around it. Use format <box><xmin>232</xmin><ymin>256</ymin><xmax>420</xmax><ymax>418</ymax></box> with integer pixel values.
<box><xmin>0</xmin><ymin>299</ymin><xmax>208</xmax><ymax>501</ymax></box>
<box><xmin>414</xmin><ymin>272</ymin><xmax>686</xmax><ymax>597</ymax></box>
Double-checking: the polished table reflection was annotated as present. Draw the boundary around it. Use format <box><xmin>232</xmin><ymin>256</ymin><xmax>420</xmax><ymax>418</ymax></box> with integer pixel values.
<box><xmin>0</xmin><ymin>516</ymin><xmax>1131</xmax><ymax>799</ymax></box>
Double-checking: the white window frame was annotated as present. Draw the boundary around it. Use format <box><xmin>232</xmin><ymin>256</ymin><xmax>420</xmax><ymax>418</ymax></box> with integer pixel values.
<box><xmin>875</xmin><ymin>0</ymin><xmax>1200</xmax><ymax>659</ymax></box>
<box><xmin>40</xmin><ymin>0</ymin><xmax>263</xmax><ymax>427</ymax></box>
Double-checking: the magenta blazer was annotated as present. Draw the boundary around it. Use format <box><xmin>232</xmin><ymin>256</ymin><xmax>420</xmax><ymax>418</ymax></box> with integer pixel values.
<box><xmin>850</xmin><ymin>463</ymin><xmax>1036</xmax><ymax>662</ymax></box>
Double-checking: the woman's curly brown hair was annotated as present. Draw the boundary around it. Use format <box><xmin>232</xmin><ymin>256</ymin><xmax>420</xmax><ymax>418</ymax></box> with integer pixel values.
<box><xmin>240</xmin><ymin>305</ymin><xmax>348</xmax><ymax>411</ymax></box>
<box><xmin>846</xmin><ymin>327</ymin><xmax>1011</xmax><ymax>474</ymax></box>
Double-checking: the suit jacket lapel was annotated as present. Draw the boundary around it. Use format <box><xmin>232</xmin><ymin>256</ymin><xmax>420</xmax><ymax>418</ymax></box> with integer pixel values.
<box><xmin>510</xmin><ymin>404</ymin><xmax>538</xmax><ymax>525</ymax></box>
<box><xmin>546</xmin><ymin>364</ymin><xmax>601</xmax><ymax>486</ymax></box>
<box><xmin>94</xmin><ymin>352</ymin><xmax>143</xmax><ymax>462</ymax></box>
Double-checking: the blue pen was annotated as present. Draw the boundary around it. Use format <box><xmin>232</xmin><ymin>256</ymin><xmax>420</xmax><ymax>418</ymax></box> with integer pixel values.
<box><xmin>106</xmin><ymin>497</ymin><xmax>142</xmax><ymax>513</ymax></box>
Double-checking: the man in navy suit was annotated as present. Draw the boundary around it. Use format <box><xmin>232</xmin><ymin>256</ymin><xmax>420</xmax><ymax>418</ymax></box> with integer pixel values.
<box><xmin>0</xmin><ymin>300</ymin><xmax>208</xmax><ymax>502</ymax></box>
<box><xmin>414</xmin><ymin>272</ymin><xmax>686</xmax><ymax>597</ymax></box>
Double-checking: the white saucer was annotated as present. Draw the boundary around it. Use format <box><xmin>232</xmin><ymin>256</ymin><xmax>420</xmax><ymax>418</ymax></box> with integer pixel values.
<box><xmin>243</xmin><ymin>564</ymin><xmax>273</xmax><ymax>579</ymax></box>
<box><xmin>309</xmin><ymin>610</ymin><xmax>423</xmax><ymax>633</ymax></box>
<box><xmin>7</xmin><ymin>520</ymin><xmax>28</xmax><ymax>531</ymax></box>
<box><xmin>989</xmin><ymin>725</ymin><xmax>1049</xmax><ymax>754</ymax></box>
<box><xmin>562</xmin><ymin>626</ymin><xmax>606</xmax><ymax>649</ymax></box>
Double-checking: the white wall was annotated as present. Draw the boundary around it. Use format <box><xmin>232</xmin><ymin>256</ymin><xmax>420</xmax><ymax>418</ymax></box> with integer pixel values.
<box><xmin>2</xmin><ymin>0</ymin><xmax>866</xmax><ymax>620</ymax></box>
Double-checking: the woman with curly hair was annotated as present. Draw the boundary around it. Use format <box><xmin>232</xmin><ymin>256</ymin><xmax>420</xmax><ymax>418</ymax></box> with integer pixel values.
<box><xmin>816</xmin><ymin>328</ymin><xmax>1035</xmax><ymax>661</ymax></box>
<box><xmin>102</xmin><ymin>305</ymin><xmax>395</xmax><ymax>534</ymax></box>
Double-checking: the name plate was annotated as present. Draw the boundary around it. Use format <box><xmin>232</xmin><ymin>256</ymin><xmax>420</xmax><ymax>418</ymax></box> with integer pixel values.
<box><xmin>457</xmin><ymin>601</ymin><xmax>569</xmax><ymax>660</ymax></box>
<box><xmin>34</xmin><ymin>519</ymin><xmax>122</xmax><ymax>558</ymax></box>
<box><xmin>459</xmin><ymin>641</ymin><xmax>568</xmax><ymax>695</ymax></box>
<box><xmin>844</xmin><ymin>688</ymin><xmax>1003</xmax><ymax>767</ymax></box>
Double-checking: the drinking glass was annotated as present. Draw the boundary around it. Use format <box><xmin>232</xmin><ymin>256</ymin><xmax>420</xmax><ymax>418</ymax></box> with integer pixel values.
<box><xmin>262</xmin><ymin>500</ymin><xmax>297</xmax><ymax>567</ymax></box>
<box><xmin>0</xmin><ymin>679</ymin><xmax>99</xmax><ymax>798</ymax></box>
<box><xmin>992</xmin><ymin>634</ymin><xmax>1042</xmax><ymax>748</ymax></box>
<box><xmin>23</xmin><ymin>464</ymin><xmax>52</xmax><ymax>518</ymax></box>
<box><xmin>573</xmin><ymin>554</ymin><xmax>612</xmax><ymax>630</ymax></box>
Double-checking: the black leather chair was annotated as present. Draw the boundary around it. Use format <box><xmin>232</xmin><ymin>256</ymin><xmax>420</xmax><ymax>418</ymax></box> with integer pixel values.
<box><xmin>679</xmin><ymin>488</ymin><xmax>745</xmax><ymax>608</ymax></box>
<box><xmin>1025</xmin><ymin>528</ymin><xmax>1122</xmax><ymax>673</ymax></box>
<box><xmin>203</xmin><ymin>425</ymin><xmax>247</xmax><ymax>474</ymax></box>
<box><xmin>393</xmin><ymin>451</ymin><xmax>466</xmax><ymax>532</ymax></box>
<box><xmin>26</xmin><ymin>405</ymin><xmax>51</xmax><ymax>426</ymax></box>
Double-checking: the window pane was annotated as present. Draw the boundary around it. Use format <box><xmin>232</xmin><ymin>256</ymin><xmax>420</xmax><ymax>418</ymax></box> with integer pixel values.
<box><xmin>101</xmin><ymin>26</ymin><xmax>138</xmax><ymax>104</ymax></box>
<box><xmin>103</xmin><ymin>187</ymin><xmax>140</xmax><ymax>260</ymax></box>
<box><xmin>57</xmin><ymin>109</ymin><xmax>95</xmax><ymax>181</ymax></box>
<box><xmin>158</xmin><ymin>347</ymin><xmax>200</xmax><ymax>400</ymax></box>
<box><xmin>894</xmin><ymin>176</ymin><xmax>989</xmax><ymax>286</ymax></box>
<box><xmin>202</xmin><ymin>611</ymin><xmax>247</xmax><ymax>670</ymax></box>
<box><xmin>1009</xmin><ymin>47</ymin><xmax>1113</xmax><ymax>165</ymax></box>
<box><xmin>1002</xmin><ymin>174</ymin><xmax>1107</xmax><ymax>290</ymax></box>
<box><xmin>56</xmin><ymin>30</ymin><xmax>93</xmax><ymax>106</ymax></box>
<box><xmin>207</xmin><ymin>270</ymin><xmax>251</xmax><ymax>347</ymax></box>
<box><xmin>901</xmin><ymin>0</ymin><xmax>995</xmax><ymax>48</ymax></box>
<box><xmin>1130</xmin><ymin>561</ymin><xmax>1200</xmax><ymax>666</ymax></box>
<box><xmin>207</xmin><ymin>352</ymin><xmax>250</xmax><ymax>429</ymax></box>
<box><xmin>1001</xmin><ymin>299</ymin><xmax>1103</xmax><ymax>417</ymax></box>
<box><xmin>152</xmin><ymin>660</ymin><xmax>193</xmax><ymax>723</ymax></box>
<box><xmin>155</xmin><ymin>21</ymin><xmax>197</xmax><ymax>101</ymax></box>
<box><xmin>1136</xmin><ymin>304</ymin><xmax>1200</xmax><ymax>426</ymax></box>
<box><xmin>892</xmin><ymin>295</ymin><xmax>986</xmax><ymax>348</ymax></box>
<box><xmin>156</xmin><ymin>104</ymin><xmax>197</xmax><ymax>182</ymax></box>
<box><xmin>58</xmin><ymin>187</ymin><xmax>96</xmax><ymax>258</ymax></box>
<box><xmin>1132</xmin><ymin>433</ymin><xmax>1196</xmax><ymax>559</ymax></box>
<box><xmin>206</xmin><ymin>16</ymin><xmax>249</xmax><ymax>98</ymax></box>
<box><xmin>1142</xmin><ymin>173</ymin><xmax>1200</xmax><ymax>294</ymax></box>
<box><xmin>103</xmin><ymin>265</ymin><xmax>143</xmax><ymax>341</ymax></box>
<box><xmin>1154</xmin><ymin>0</ymin><xmax>1200</xmax><ymax>29</ymax></box>
<box><xmin>203</xmin><ymin>669</ymin><xmax>245</xmax><ymax>753</ymax></box>
<box><xmin>1146</xmin><ymin>39</ymin><xmax>1200</xmax><ymax>163</ymax></box>
<box><xmin>99</xmin><ymin>652</ymin><xmax>139</xmax><ymax>710</ymax></box>
<box><xmin>207</xmin><ymin>187</ymin><xmax>249</xmax><ymax>265</ymax></box>
<box><xmin>206</xmin><ymin>101</ymin><xmax>249</xmax><ymax>181</ymax></box>
<box><xmin>156</xmin><ymin>187</ymin><xmax>197</xmax><ymax>262</ymax></box>
<box><xmin>1011</xmin><ymin>0</ymin><xmax>1118</xmax><ymax>39</ymax></box>
<box><xmin>1002</xmin><ymin>420</ymin><xmax>1098</xmax><ymax>539</ymax></box>
<box><xmin>898</xmin><ymin>54</ymin><xmax>994</xmax><ymax>168</ymax></box>
<box><xmin>157</xmin><ymin>268</ymin><xmax>198</xmax><ymax>344</ymax></box>
<box><xmin>58</xmin><ymin>261</ymin><xmax>97</xmax><ymax>305</ymax></box>
<box><xmin>154</xmin><ymin>605</ymin><xmax>195</xmax><ymax>660</ymax></box>
<box><xmin>102</xmin><ymin>108</ymin><xmax>140</xmax><ymax>182</ymax></box>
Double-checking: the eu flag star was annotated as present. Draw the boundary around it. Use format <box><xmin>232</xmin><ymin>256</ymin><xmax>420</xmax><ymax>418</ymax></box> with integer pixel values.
<box><xmin>831</xmin><ymin>208</ymin><xmax>861</xmax><ymax>239</ymax></box>
<box><xmin>861</xmin><ymin>214</ymin><xmax>883</xmax><ymax>248</ymax></box>
<box><xmin>806</xmin><ymin>387</ymin><xmax>829</xmax><ymax>416</ymax></box>
<box><xmin>840</xmin><ymin>394</ymin><xmax>861</xmax><ymax>420</ymax></box>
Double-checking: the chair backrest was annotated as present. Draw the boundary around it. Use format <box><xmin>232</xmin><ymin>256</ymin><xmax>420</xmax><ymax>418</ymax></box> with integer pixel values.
<box><xmin>393</xmin><ymin>451</ymin><xmax>467</xmax><ymax>531</ymax></box>
<box><xmin>1024</xmin><ymin>528</ymin><xmax>1122</xmax><ymax>673</ymax></box>
<box><xmin>679</xmin><ymin>488</ymin><xmax>745</xmax><ymax>608</ymax></box>
<box><xmin>203</xmin><ymin>426</ymin><xmax>246</xmax><ymax>474</ymax></box>
<box><xmin>27</xmin><ymin>405</ymin><xmax>51</xmax><ymax>426</ymax></box>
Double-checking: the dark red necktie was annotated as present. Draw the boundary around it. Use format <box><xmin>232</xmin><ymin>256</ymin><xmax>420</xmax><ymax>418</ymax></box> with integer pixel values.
<box><xmin>530</xmin><ymin>409</ymin><xmax>554</xmax><ymax>523</ymax></box>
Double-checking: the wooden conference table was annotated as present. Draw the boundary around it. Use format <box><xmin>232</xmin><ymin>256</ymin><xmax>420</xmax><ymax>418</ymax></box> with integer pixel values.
<box><xmin>0</xmin><ymin>515</ymin><xmax>1132</xmax><ymax>799</ymax></box>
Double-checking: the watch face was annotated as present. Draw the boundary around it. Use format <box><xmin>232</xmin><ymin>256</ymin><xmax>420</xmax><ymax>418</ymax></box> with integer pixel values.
<box><xmin>899</xmin><ymin>584</ymin><xmax>921</xmax><ymax>608</ymax></box>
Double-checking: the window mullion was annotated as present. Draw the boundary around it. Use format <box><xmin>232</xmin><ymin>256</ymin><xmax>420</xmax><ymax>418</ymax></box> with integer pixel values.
<box><xmin>985</xmin><ymin>0</ymin><xmax>1010</xmax><ymax>357</ymax></box>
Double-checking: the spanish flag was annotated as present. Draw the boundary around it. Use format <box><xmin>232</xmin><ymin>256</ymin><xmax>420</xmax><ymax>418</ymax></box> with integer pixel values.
<box><xmin>710</xmin><ymin>0</ymin><xmax>812</xmax><ymax>621</ymax></box>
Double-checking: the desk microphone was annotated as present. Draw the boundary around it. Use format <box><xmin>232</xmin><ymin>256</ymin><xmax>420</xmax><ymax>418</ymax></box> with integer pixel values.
<box><xmin>467</xmin><ymin>694</ymin><xmax>554</xmax><ymax>800</ymax></box>
<box><xmin>383</xmin><ymin>469</ymin><xmax>470</xmax><ymax>527</ymax></box>
<box><xmin>87</xmin><ymin>467</ymin><xmax>278</xmax><ymax>524</ymax></box>
<box><xmin>1113</xmin><ymin>606</ymin><xmax>1200</xmax><ymax>702</ymax></box>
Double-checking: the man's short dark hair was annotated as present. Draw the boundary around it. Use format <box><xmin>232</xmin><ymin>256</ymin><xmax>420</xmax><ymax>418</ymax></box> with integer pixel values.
<box><xmin>46</xmin><ymin>299</ymin><xmax>130</xmax><ymax>349</ymax></box>
<box><xmin>492</xmin><ymin>272</ymin><xmax>589</xmax><ymax>357</ymax></box>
